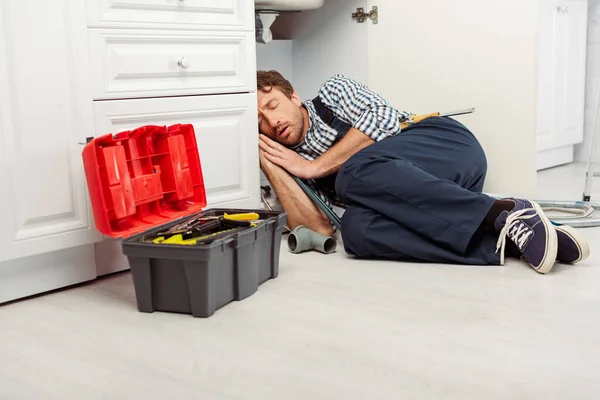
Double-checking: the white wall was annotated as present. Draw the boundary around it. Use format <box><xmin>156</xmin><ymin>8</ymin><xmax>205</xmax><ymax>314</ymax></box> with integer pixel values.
<box><xmin>575</xmin><ymin>0</ymin><xmax>600</xmax><ymax>162</ymax></box>
<box><xmin>366</xmin><ymin>0</ymin><xmax>540</xmax><ymax>197</ymax></box>
<box><xmin>256</xmin><ymin>40</ymin><xmax>294</xmax><ymax>81</ymax></box>
<box><xmin>270</xmin><ymin>0</ymin><xmax>367</xmax><ymax>101</ymax></box>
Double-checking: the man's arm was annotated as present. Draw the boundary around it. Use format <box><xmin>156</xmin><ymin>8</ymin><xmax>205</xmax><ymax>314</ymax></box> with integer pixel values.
<box><xmin>318</xmin><ymin>74</ymin><xmax>410</xmax><ymax>142</ymax></box>
<box><xmin>260</xmin><ymin>150</ymin><xmax>334</xmax><ymax>237</ymax></box>
<box><xmin>309</xmin><ymin>127</ymin><xmax>374</xmax><ymax>178</ymax></box>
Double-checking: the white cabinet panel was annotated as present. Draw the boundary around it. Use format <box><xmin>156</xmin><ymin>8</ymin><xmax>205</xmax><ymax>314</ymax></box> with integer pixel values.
<box><xmin>536</xmin><ymin>0</ymin><xmax>588</xmax><ymax>168</ymax></box>
<box><xmin>93</xmin><ymin>94</ymin><xmax>260</xmax><ymax>208</ymax></box>
<box><xmin>555</xmin><ymin>0</ymin><xmax>588</xmax><ymax>147</ymax></box>
<box><xmin>0</xmin><ymin>0</ymin><xmax>102</xmax><ymax>263</ymax></box>
<box><xmin>536</xmin><ymin>0</ymin><xmax>557</xmax><ymax>151</ymax></box>
<box><xmin>89</xmin><ymin>30</ymin><xmax>256</xmax><ymax>100</ymax></box>
<box><xmin>86</xmin><ymin>0</ymin><xmax>254</xmax><ymax>31</ymax></box>
<box><xmin>0</xmin><ymin>246</ymin><xmax>96</xmax><ymax>304</ymax></box>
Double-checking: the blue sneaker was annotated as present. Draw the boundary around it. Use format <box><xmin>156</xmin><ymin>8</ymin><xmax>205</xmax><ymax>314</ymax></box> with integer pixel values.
<box><xmin>494</xmin><ymin>199</ymin><xmax>558</xmax><ymax>274</ymax></box>
<box><xmin>554</xmin><ymin>225</ymin><xmax>590</xmax><ymax>264</ymax></box>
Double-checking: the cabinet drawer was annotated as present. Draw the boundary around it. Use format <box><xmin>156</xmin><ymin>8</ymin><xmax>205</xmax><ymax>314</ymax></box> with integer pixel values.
<box><xmin>93</xmin><ymin>93</ymin><xmax>260</xmax><ymax>208</ymax></box>
<box><xmin>89</xmin><ymin>30</ymin><xmax>256</xmax><ymax>100</ymax></box>
<box><xmin>86</xmin><ymin>0</ymin><xmax>254</xmax><ymax>31</ymax></box>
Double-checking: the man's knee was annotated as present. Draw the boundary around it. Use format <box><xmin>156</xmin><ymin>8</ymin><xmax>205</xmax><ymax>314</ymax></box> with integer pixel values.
<box><xmin>335</xmin><ymin>154</ymin><xmax>394</xmax><ymax>202</ymax></box>
<box><xmin>335</xmin><ymin>162</ymin><xmax>354</xmax><ymax>203</ymax></box>
<box><xmin>335</xmin><ymin>158</ymin><xmax>367</xmax><ymax>203</ymax></box>
<box><xmin>340</xmin><ymin>206</ymin><xmax>371</xmax><ymax>257</ymax></box>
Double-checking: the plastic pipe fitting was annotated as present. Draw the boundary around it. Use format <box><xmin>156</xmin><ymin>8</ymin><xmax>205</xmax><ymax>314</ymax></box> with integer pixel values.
<box><xmin>287</xmin><ymin>225</ymin><xmax>337</xmax><ymax>254</ymax></box>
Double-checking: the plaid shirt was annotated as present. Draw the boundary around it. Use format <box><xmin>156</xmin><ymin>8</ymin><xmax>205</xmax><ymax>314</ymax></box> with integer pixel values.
<box><xmin>291</xmin><ymin>74</ymin><xmax>411</xmax><ymax>209</ymax></box>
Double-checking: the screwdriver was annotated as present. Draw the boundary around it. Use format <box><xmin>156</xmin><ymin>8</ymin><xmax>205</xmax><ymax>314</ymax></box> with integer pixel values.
<box><xmin>400</xmin><ymin>108</ymin><xmax>476</xmax><ymax>129</ymax></box>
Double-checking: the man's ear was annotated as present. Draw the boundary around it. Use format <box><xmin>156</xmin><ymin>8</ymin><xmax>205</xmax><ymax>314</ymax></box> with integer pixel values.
<box><xmin>290</xmin><ymin>91</ymin><xmax>303</xmax><ymax>107</ymax></box>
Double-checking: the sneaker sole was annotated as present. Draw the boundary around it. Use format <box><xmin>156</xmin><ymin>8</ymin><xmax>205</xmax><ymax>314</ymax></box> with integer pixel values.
<box><xmin>555</xmin><ymin>225</ymin><xmax>590</xmax><ymax>264</ymax></box>
<box><xmin>531</xmin><ymin>201</ymin><xmax>558</xmax><ymax>274</ymax></box>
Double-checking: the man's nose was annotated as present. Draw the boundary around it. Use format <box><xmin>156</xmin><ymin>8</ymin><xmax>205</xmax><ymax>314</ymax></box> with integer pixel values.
<box><xmin>266</xmin><ymin>114</ymin><xmax>279</xmax><ymax>129</ymax></box>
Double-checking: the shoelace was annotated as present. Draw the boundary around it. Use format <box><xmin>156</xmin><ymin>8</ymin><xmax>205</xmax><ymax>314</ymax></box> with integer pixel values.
<box><xmin>495</xmin><ymin>207</ymin><xmax>536</xmax><ymax>264</ymax></box>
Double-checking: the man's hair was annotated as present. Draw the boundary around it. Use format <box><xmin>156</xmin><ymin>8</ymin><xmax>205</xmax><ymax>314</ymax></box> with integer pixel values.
<box><xmin>257</xmin><ymin>70</ymin><xmax>294</xmax><ymax>100</ymax></box>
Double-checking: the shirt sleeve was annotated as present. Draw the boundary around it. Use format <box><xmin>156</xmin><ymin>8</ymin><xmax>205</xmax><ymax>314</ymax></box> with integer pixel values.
<box><xmin>317</xmin><ymin>74</ymin><xmax>411</xmax><ymax>142</ymax></box>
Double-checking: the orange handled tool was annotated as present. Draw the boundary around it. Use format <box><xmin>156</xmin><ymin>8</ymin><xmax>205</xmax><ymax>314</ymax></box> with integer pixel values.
<box><xmin>400</xmin><ymin>108</ymin><xmax>476</xmax><ymax>129</ymax></box>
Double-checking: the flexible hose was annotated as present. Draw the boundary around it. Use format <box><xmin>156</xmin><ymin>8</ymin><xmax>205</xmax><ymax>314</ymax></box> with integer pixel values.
<box><xmin>292</xmin><ymin>176</ymin><xmax>342</xmax><ymax>230</ymax></box>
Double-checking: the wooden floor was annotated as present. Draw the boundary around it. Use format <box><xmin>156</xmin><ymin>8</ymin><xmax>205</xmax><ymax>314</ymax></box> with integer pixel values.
<box><xmin>1</xmin><ymin>165</ymin><xmax>600</xmax><ymax>399</ymax></box>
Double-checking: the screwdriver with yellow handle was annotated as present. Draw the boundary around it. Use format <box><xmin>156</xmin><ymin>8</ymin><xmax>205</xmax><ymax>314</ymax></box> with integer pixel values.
<box><xmin>400</xmin><ymin>108</ymin><xmax>476</xmax><ymax>130</ymax></box>
<box><xmin>159</xmin><ymin>227</ymin><xmax>241</xmax><ymax>245</ymax></box>
<box><xmin>201</xmin><ymin>212</ymin><xmax>260</xmax><ymax>221</ymax></box>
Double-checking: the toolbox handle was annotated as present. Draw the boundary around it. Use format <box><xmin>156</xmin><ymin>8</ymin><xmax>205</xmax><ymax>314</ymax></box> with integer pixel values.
<box><xmin>221</xmin><ymin>237</ymin><xmax>236</xmax><ymax>250</ymax></box>
<box><xmin>234</xmin><ymin>225</ymin><xmax>257</xmax><ymax>248</ymax></box>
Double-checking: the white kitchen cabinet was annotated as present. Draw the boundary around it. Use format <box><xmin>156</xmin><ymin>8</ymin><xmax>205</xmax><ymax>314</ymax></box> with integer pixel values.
<box><xmin>85</xmin><ymin>0</ymin><xmax>260</xmax><ymax>276</ymax></box>
<box><xmin>0</xmin><ymin>0</ymin><xmax>260</xmax><ymax>301</ymax></box>
<box><xmin>0</xmin><ymin>0</ymin><xmax>100</xmax><ymax>302</ymax></box>
<box><xmin>537</xmin><ymin>0</ymin><xmax>589</xmax><ymax>170</ymax></box>
<box><xmin>0</xmin><ymin>0</ymin><xmax>102</xmax><ymax>263</ymax></box>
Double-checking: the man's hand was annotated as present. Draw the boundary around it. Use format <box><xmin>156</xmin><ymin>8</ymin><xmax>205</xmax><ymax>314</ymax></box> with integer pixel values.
<box><xmin>258</xmin><ymin>146</ymin><xmax>271</xmax><ymax>170</ymax></box>
<box><xmin>259</xmin><ymin>134</ymin><xmax>316</xmax><ymax>179</ymax></box>
<box><xmin>260</xmin><ymin>126</ymin><xmax>376</xmax><ymax>180</ymax></box>
<box><xmin>258</xmin><ymin>138</ymin><xmax>334</xmax><ymax>236</ymax></box>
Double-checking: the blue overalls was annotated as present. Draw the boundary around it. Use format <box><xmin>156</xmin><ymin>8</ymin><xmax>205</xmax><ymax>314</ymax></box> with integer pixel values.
<box><xmin>310</xmin><ymin>97</ymin><xmax>501</xmax><ymax>265</ymax></box>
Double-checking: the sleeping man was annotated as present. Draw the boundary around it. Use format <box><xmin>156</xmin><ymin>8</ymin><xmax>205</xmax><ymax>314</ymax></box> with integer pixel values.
<box><xmin>256</xmin><ymin>70</ymin><xmax>589</xmax><ymax>274</ymax></box>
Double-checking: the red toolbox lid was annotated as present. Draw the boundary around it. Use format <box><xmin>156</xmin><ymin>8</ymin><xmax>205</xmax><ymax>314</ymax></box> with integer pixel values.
<box><xmin>82</xmin><ymin>124</ymin><xmax>207</xmax><ymax>238</ymax></box>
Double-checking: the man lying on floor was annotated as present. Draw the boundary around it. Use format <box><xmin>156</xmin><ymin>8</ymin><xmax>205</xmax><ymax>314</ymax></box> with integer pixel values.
<box><xmin>256</xmin><ymin>70</ymin><xmax>590</xmax><ymax>274</ymax></box>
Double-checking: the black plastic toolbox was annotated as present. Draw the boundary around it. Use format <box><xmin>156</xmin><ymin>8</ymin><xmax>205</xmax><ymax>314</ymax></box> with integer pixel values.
<box><xmin>122</xmin><ymin>209</ymin><xmax>286</xmax><ymax>317</ymax></box>
<box><xmin>82</xmin><ymin>124</ymin><xmax>287</xmax><ymax>317</ymax></box>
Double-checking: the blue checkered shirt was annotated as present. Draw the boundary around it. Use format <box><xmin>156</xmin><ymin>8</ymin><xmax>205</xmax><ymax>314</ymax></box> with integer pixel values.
<box><xmin>291</xmin><ymin>74</ymin><xmax>411</xmax><ymax>209</ymax></box>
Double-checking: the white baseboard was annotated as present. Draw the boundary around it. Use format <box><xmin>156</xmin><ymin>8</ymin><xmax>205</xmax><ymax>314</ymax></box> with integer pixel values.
<box><xmin>0</xmin><ymin>245</ymin><xmax>96</xmax><ymax>304</ymax></box>
<box><xmin>95</xmin><ymin>239</ymin><xmax>130</xmax><ymax>276</ymax></box>
<box><xmin>537</xmin><ymin>145</ymin><xmax>574</xmax><ymax>170</ymax></box>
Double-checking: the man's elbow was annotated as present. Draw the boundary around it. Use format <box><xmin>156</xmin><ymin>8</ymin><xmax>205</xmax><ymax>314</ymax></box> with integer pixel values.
<box><xmin>291</xmin><ymin>216</ymin><xmax>334</xmax><ymax>238</ymax></box>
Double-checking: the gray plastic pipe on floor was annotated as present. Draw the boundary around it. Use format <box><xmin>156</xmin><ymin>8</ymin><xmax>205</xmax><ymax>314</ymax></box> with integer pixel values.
<box><xmin>288</xmin><ymin>225</ymin><xmax>337</xmax><ymax>254</ymax></box>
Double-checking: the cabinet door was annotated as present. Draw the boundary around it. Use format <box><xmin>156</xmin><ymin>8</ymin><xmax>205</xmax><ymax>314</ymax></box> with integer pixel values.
<box><xmin>537</xmin><ymin>0</ymin><xmax>588</xmax><ymax>168</ymax></box>
<box><xmin>94</xmin><ymin>94</ymin><xmax>260</xmax><ymax>209</ymax></box>
<box><xmin>0</xmin><ymin>0</ymin><xmax>102</xmax><ymax>263</ymax></box>
<box><xmin>553</xmin><ymin>0</ymin><xmax>588</xmax><ymax>148</ymax></box>
<box><xmin>536</xmin><ymin>0</ymin><xmax>558</xmax><ymax>153</ymax></box>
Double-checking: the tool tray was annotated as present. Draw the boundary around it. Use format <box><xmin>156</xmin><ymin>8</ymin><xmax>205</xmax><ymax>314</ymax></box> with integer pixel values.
<box><xmin>82</xmin><ymin>124</ymin><xmax>287</xmax><ymax>317</ymax></box>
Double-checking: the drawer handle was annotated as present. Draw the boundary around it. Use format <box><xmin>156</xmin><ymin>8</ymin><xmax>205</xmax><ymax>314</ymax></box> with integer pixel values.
<box><xmin>177</xmin><ymin>57</ymin><xmax>190</xmax><ymax>69</ymax></box>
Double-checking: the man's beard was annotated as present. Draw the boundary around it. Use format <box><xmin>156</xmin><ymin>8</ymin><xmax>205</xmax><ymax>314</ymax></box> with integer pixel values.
<box><xmin>284</xmin><ymin>109</ymin><xmax>305</xmax><ymax>146</ymax></box>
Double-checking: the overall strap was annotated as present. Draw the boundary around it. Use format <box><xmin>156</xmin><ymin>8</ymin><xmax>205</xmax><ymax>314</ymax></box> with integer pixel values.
<box><xmin>302</xmin><ymin>95</ymin><xmax>347</xmax><ymax>227</ymax></box>
<box><xmin>311</xmin><ymin>96</ymin><xmax>352</xmax><ymax>141</ymax></box>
